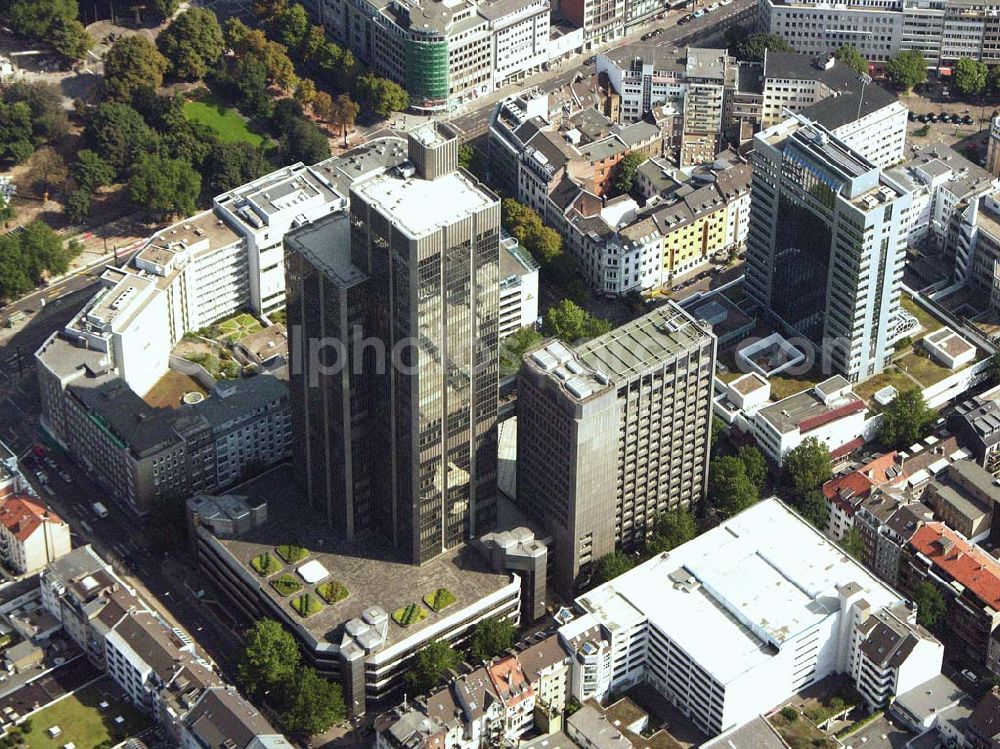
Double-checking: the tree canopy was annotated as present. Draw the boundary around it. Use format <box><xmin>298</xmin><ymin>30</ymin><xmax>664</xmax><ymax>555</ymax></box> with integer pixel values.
<box><xmin>7</xmin><ymin>0</ymin><xmax>91</xmax><ymax>58</ymax></box>
<box><xmin>4</xmin><ymin>80</ymin><xmax>70</xmax><ymax>144</ymax></box>
<box><xmin>913</xmin><ymin>581</ymin><xmax>946</xmax><ymax>629</ymax></box>
<box><xmin>157</xmin><ymin>8</ymin><xmax>226</xmax><ymax>81</ymax></box>
<box><xmin>834</xmin><ymin>45</ymin><xmax>868</xmax><ymax>75</ymax></box>
<box><xmin>791</xmin><ymin>489</ymin><xmax>829</xmax><ymax>529</ymax></box>
<box><xmin>591</xmin><ymin>551</ymin><xmax>635</xmax><ymax>587</ymax></box>
<box><xmin>237</xmin><ymin>619</ymin><xmax>301</xmax><ymax>697</ymax></box>
<box><xmin>646</xmin><ymin>507</ymin><xmax>697</xmax><ymax>555</ymax></box>
<box><xmin>542</xmin><ymin>299</ymin><xmax>612</xmax><ymax>342</ymax></box>
<box><xmin>278</xmin><ymin>117</ymin><xmax>330</xmax><ymax>165</ymax></box>
<box><xmin>103</xmin><ymin>35</ymin><xmax>168</xmax><ymax>102</ymax></box>
<box><xmin>0</xmin><ymin>220</ymin><xmax>79</xmax><ymax>301</ymax></box>
<box><xmin>735</xmin><ymin>33</ymin><xmax>793</xmax><ymax>62</ymax></box>
<box><xmin>783</xmin><ymin>437</ymin><xmax>832</xmax><ymax>496</ymax></box>
<box><xmin>709</xmin><ymin>455</ymin><xmax>758</xmax><ymax>518</ymax></box>
<box><xmin>736</xmin><ymin>445</ymin><xmax>767</xmax><ymax>493</ymax></box>
<box><xmin>128</xmin><ymin>153</ymin><xmax>201</xmax><ymax>219</ymax></box>
<box><xmin>954</xmin><ymin>58</ymin><xmax>988</xmax><ymax>97</ymax></box>
<box><xmin>878</xmin><ymin>388</ymin><xmax>935</xmax><ymax>450</ymax></box>
<box><xmin>203</xmin><ymin>142</ymin><xmax>272</xmax><ymax>195</ymax></box>
<box><xmin>407</xmin><ymin>641</ymin><xmax>461</xmax><ymax>694</ymax></box>
<box><xmin>470</xmin><ymin>617</ymin><xmax>516</xmax><ymax>662</ymax></box>
<box><xmin>0</xmin><ymin>101</ymin><xmax>36</xmax><ymax>163</ymax></box>
<box><xmin>279</xmin><ymin>666</ymin><xmax>346</xmax><ymax>738</ymax></box>
<box><xmin>84</xmin><ymin>103</ymin><xmax>155</xmax><ymax>175</ymax></box>
<box><xmin>885</xmin><ymin>50</ymin><xmax>928</xmax><ymax>92</ymax></box>
<box><xmin>357</xmin><ymin>75</ymin><xmax>410</xmax><ymax>117</ymax></box>
<box><xmin>613</xmin><ymin>152</ymin><xmax>646</xmax><ymax>196</ymax></box>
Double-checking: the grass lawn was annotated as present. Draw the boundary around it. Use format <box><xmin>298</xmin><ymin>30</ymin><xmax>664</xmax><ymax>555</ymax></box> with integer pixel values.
<box><xmin>423</xmin><ymin>588</ymin><xmax>456</xmax><ymax>612</ymax></box>
<box><xmin>183</xmin><ymin>100</ymin><xmax>264</xmax><ymax>147</ymax></box>
<box><xmin>276</xmin><ymin>544</ymin><xmax>308</xmax><ymax>564</ymax></box>
<box><xmin>270</xmin><ymin>573</ymin><xmax>302</xmax><ymax>597</ymax></box>
<box><xmin>292</xmin><ymin>593</ymin><xmax>323</xmax><ymax>618</ymax></box>
<box><xmin>250</xmin><ymin>552</ymin><xmax>282</xmax><ymax>576</ymax></box>
<box><xmin>769</xmin><ymin>372</ymin><xmax>821</xmax><ymax>401</ymax></box>
<box><xmin>854</xmin><ymin>367</ymin><xmax>917</xmax><ymax>407</ymax></box>
<box><xmin>897</xmin><ymin>351</ymin><xmax>959</xmax><ymax>388</ymax></box>
<box><xmin>316</xmin><ymin>580</ymin><xmax>348</xmax><ymax>604</ymax></box>
<box><xmin>25</xmin><ymin>682</ymin><xmax>151</xmax><ymax>749</ymax></box>
<box><xmin>901</xmin><ymin>294</ymin><xmax>943</xmax><ymax>340</ymax></box>
<box><xmin>768</xmin><ymin>710</ymin><xmax>836</xmax><ymax>749</ymax></box>
<box><xmin>392</xmin><ymin>603</ymin><xmax>428</xmax><ymax>627</ymax></box>
<box><xmin>211</xmin><ymin>312</ymin><xmax>263</xmax><ymax>340</ymax></box>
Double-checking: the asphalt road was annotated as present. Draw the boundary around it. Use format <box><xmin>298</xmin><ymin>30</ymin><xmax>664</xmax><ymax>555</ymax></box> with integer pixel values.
<box><xmin>448</xmin><ymin>0</ymin><xmax>756</xmax><ymax>142</ymax></box>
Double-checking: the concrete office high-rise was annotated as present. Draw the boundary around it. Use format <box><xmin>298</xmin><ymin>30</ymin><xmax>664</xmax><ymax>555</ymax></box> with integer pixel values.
<box><xmin>287</xmin><ymin>123</ymin><xmax>502</xmax><ymax>565</ymax></box>
<box><xmin>516</xmin><ymin>302</ymin><xmax>716</xmax><ymax>593</ymax></box>
<box><xmin>745</xmin><ymin>116</ymin><xmax>913</xmax><ymax>382</ymax></box>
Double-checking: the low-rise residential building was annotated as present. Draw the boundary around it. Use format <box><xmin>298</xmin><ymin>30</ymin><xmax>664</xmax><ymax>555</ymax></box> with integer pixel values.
<box><xmin>556</xmin><ymin>497</ymin><xmax>932</xmax><ymax>738</ymax></box>
<box><xmin>0</xmin><ymin>496</ymin><xmax>71</xmax><ymax>575</ymax></box>
<box><xmin>851</xmin><ymin>604</ymin><xmax>944</xmax><ymax>709</ymax></box>
<box><xmin>923</xmin><ymin>460</ymin><xmax>999</xmax><ymax>543</ymax></box>
<box><xmin>855</xmin><ymin>491</ymin><xmax>933</xmax><ymax>586</ymax></box>
<box><xmin>966</xmin><ymin>686</ymin><xmax>1000</xmax><ymax>749</ymax></box>
<box><xmin>753</xmin><ymin>376</ymin><xmax>868</xmax><ymax>466</ymax></box>
<box><xmin>888</xmin><ymin>143</ymin><xmax>998</xmax><ymax>250</ymax></box>
<box><xmin>952</xmin><ymin>386</ymin><xmax>1000</xmax><ymax>475</ymax></box>
<box><xmin>890</xmin><ymin>673</ymin><xmax>974</xmax><ymax>745</ymax></box>
<box><xmin>823</xmin><ymin>452</ymin><xmax>900</xmax><ymax>540</ymax></box>
<box><xmin>900</xmin><ymin>522</ymin><xmax>1000</xmax><ymax>670</ymax></box>
<box><xmin>40</xmin><ymin>546</ymin><xmax>294</xmax><ymax>745</ymax></box>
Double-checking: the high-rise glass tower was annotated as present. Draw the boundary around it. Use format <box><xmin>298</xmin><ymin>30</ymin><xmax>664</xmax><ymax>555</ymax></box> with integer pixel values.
<box><xmin>745</xmin><ymin>116</ymin><xmax>913</xmax><ymax>382</ymax></box>
<box><xmin>286</xmin><ymin>123</ymin><xmax>501</xmax><ymax>564</ymax></box>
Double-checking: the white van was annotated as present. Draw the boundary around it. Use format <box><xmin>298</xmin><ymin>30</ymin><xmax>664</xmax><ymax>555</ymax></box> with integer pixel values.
<box><xmin>92</xmin><ymin>501</ymin><xmax>109</xmax><ymax>518</ymax></box>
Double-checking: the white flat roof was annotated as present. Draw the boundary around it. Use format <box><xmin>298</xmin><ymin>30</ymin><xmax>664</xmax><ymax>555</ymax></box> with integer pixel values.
<box><xmin>298</xmin><ymin>559</ymin><xmax>329</xmax><ymax>584</ymax></box>
<box><xmin>352</xmin><ymin>170</ymin><xmax>494</xmax><ymax>239</ymax></box>
<box><xmin>575</xmin><ymin>498</ymin><xmax>902</xmax><ymax>685</ymax></box>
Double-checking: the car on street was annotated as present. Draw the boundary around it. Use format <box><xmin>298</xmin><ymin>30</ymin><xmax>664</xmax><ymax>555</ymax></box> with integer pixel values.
<box><xmin>963</xmin><ymin>114</ymin><xmax>975</xmax><ymax>125</ymax></box>
<box><xmin>58</xmin><ymin>471</ymin><xmax>71</xmax><ymax>483</ymax></box>
<box><xmin>721</xmin><ymin>0</ymin><xmax>732</xmax><ymax>5</ymax></box>
<box><xmin>707</xmin><ymin>2</ymin><xmax>720</xmax><ymax>10</ymax></box>
<box><xmin>693</xmin><ymin>9</ymin><xmax>705</xmax><ymax>16</ymax></box>
<box><xmin>678</xmin><ymin>14</ymin><xmax>691</xmax><ymax>23</ymax></box>
<box><xmin>584</xmin><ymin>55</ymin><xmax>596</xmax><ymax>65</ymax></box>
<box><xmin>908</xmin><ymin>111</ymin><xmax>916</xmax><ymax>121</ymax></box>
<box><xmin>642</xmin><ymin>31</ymin><xmax>654</xmax><ymax>39</ymax></box>
<box><xmin>961</xmin><ymin>669</ymin><xmax>978</xmax><ymax>683</ymax></box>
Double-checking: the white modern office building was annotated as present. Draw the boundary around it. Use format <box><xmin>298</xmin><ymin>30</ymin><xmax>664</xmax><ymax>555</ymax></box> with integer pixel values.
<box><xmin>745</xmin><ymin>115</ymin><xmax>913</xmax><ymax>382</ymax></box>
<box><xmin>557</xmin><ymin>498</ymin><xmax>936</xmax><ymax>738</ymax></box>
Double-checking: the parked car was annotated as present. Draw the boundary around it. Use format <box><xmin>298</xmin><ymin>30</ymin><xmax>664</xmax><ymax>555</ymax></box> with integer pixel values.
<box><xmin>678</xmin><ymin>14</ymin><xmax>691</xmax><ymax>23</ymax></box>
<box><xmin>963</xmin><ymin>114</ymin><xmax>975</xmax><ymax>125</ymax></box>
<box><xmin>693</xmin><ymin>9</ymin><xmax>705</xmax><ymax>17</ymax></box>
<box><xmin>584</xmin><ymin>55</ymin><xmax>596</xmax><ymax>65</ymax></box>
<box><xmin>961</xmin><ymin>669</ymin><xmax>978</xmax><ymax>684</ymax></box>
<box><xmin>721</xmin><ymin>0</ymin><xmax>733</xmax><ymax>6</ymax></box>
<box><xmin>707</xmin><ymin>2</ymin><xmax>720</xmax><ymax>10</ymax></box>
<box><xmin>641</xmin><ymin>30</ymin><xmax>655</xmax><ymax>40</ymax></box>
<box><xmin>908</xmin><ymin>111</ymin><xmax>916</xmax><ymax>121</ymax></box>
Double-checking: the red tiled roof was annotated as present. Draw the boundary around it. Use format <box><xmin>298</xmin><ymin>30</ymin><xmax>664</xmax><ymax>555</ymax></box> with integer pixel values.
<box><xmin>829</xmin><ymin>437</ymin><xmax>865</xmax><ymax>461</ymax></box>
<box><xmin>487</xmin><ymin>656</ymin><xmax>533</xmax><ymax>708</ymax></box>
<box><xmin>823</xmin><ymin>452</ymin><xmax>899</xmax><ymax>511</ymax></box>
<box><xmin>909</xmin><ymin>522</ymin><xmax>1000</xmax><ymax>610</ymax></box>
<box><xmin>800</xmin><ymin>399</ymin><xmax>867</xmax><ymax>434</ymax></box>
<box><xmin>0</xmin><ymin>495</ymin><xmax>64</xmax><ymax>543</ymax></box>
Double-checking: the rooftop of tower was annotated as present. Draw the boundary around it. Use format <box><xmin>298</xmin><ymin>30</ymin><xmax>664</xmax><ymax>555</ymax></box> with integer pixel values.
<box><xmin>351</xmin><ymin>166</ymin><xmax>497</xmax><ymax>240</ymax></box>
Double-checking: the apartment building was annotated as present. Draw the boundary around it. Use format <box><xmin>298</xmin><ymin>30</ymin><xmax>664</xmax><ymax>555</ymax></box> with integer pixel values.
<box><xmin>745</xmin><ymin>116</ymin><xmax>913</xmax><ymax>382</ymax></box>
<box><xmin>305</xmin><ymin>0</ymin><xmax>550</xmax><ymax>112</ymax></box>
<box><xmin>597</xmin><ymin>47</ymin><xmax>687</xmax><ymax>123</ymax></box>
<box><xmin>376</xmin><ymin>633</ymin><xmax>569</xmax><ymax>749</ymax></box>
<box><xmin>40</xmin><ymin>546</ymin><xmax>294</xmax><ymax>745</ymax></box>
<box><xmin>952</xmin><ymin>387</ymin><xmax>1000</xmax><ymax>475</ymax></box>
<box><xmin>900</xmin><ymin>522</ymin><xmax>1000</xmax><ymax>669</ymax></box>
<box><xmin>557</xmin><ymin>498</ymin><xmax>933</xmax><ymax>738</ymax></box>
<box><xmin>823</xmin><ymin>451</ymin><xmax>900</xmax><ymax>539</ymax></box>
<box><xmin>499</xmin><ymin>232</ymin><xmax>540</xmax><ymax>340</ymax></box>
<box><xmin>923</xmin><ymin>460</ymin><xmax>999</xmax><ymax>541</ymax></box>
<box><xmin>889</xmin><ymin>143</ymin><xmax>998</xmax><ymax>249</ymax></box>
<box><xmin>0</xmin><ymin>496</ymin><xmax>70</xmax><ymax>575</ymax></box>
<box><xmin>851</xmin><ymin>604</ymin><xmax>944</xmax><ymax>709</ymax></box>
<box><xmin>517</xmin><ymin>303</ymin><xmax>716</xmax><ymax>593</ymax></box>
<box><xmin>952</xmin><ymin>191</ymin><xmax>1000</xmax><ymax>316</ymax></box>
<box><xmin>855</xmin><ymin>491</ymin><xmax>933</xmax><ymax>586</ymax></box>
<box><xmin>36</xmin><ymin>329</ymin><xmax>291</xmax><ymax>515</ymax></box>
<box><xmin>682</xmin><ymin>48</ymin><xmax>735</xmax><ymax>166</ymax></box>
